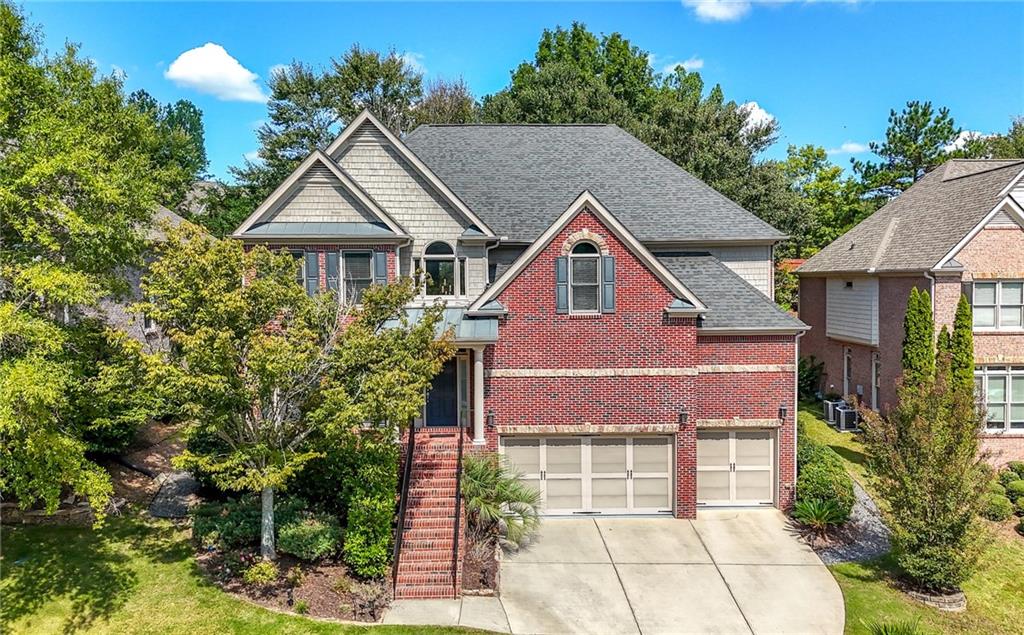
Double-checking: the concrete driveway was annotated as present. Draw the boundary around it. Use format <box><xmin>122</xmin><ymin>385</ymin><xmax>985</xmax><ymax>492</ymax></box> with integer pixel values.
<box><xmin>499</xmin><ymin>509</ymin><xmax>844</xmax><ymax>635</ymax></box>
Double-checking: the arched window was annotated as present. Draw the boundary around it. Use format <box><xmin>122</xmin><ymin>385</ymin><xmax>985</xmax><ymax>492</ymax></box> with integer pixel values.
<box><xmin>569</xmin><ymin>242</ymin><xmax>600</xmax><ymax>312</ymax></box>
<box><xmin>422</xmin><ymin>241</ymin><xmax>463</xmax><ymax>296</ymax></box>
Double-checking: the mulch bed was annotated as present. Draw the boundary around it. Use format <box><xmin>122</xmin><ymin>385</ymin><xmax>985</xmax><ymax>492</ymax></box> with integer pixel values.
<box><xmin>462</xmin><ymin>540</ymin><xmax>499</xmax><ymax>593</ymax></box>
<box><xmin>196</xmin><ymin>549</ymin><xmax>382</xmax><ymax>622</ymax></box>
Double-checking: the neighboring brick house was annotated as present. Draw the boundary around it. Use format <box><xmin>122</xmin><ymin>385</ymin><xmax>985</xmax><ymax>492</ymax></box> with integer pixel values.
<box><xmin>231</xmin><ymin>110</ymin><xmax>807</xmax><ymax>598</ymax></box>
<box><xmin>798</xmin><ymin>159</ymin><xmax>1024</xmax><ymax>465</ymax></box>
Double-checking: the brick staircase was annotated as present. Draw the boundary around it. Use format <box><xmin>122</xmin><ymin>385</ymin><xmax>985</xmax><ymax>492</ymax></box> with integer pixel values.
<box><xmin>393</xmin><ymin>427</ymin><xmax>465</xmax><ymax>600</ymax></box>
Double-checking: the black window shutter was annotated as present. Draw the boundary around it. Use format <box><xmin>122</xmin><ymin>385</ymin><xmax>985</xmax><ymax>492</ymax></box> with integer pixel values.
<box><xmin>961</xmin><ymin>281</ymin><xmax>973</xmax><ymax>306</ymax></box>
<box><xmin>601</xmin><ymin>255</ymin><xmax>616</xmax><ymax>313</ymax></box>
<box><xmin>373</xmin><ymin>251</ymin><xmax>388</xmax><ymax>285</ymax></box>
<box><xmin>555</xmin><ymin>256</ymin><xmax>569</xmax><ymax>314</ymax></box>
<box><xmin>326</xmin><ymin>251</ymin><xmax>340</xmax><ymax>292</ymax></box>
<box><xmin>304</xmin><ymin>251</ymin><xmax>319</xmax><ymax>296</ymax></box>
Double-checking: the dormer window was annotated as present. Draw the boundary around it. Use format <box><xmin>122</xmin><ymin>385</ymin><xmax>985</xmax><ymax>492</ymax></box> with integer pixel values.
<box><xmin>422</xmin><ymin>241</ymin><xmax>464</xmax><ymax>296</ymax></box>
<box><xmin>569</xmin><ymin>242</ymin><xmax>601</xmax><ymax>313</ymax></box>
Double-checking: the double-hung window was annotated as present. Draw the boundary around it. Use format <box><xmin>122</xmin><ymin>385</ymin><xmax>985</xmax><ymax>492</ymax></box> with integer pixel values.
<box><xmin>975</xmin><ymin>366</ymin><xmax>1024</xmax><ymax>432</ymax></box>
<box><xmin>568</xmin><ymin>242</ymin><xmax>600</xmax><ymax>313</ymax></box>
<box><xmin>973</xmin><ymin>281</ymin><xmax>1024</xmax><ymax>330</ymax></box>
<box><xmin>343</xmin><ymin>252</ymin><xmax>373</xmax><ymax>305</ymax></box>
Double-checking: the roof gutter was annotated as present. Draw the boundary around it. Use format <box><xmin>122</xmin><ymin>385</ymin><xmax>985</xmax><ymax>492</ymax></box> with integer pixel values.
<box><xmin>697</xmin><ymin>326</ymin><xmax>810</xmax><ymax>336</ymax></box>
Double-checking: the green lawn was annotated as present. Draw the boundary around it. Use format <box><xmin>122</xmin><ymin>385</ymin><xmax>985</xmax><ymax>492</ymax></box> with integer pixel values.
<box><xmin>0</xmin><ymin>513</ymin><xmax>479</xmax><ymax>635</ymax></box>
<box><xmin>799</xmin><ymin>403</ymin><xmax>1024</xmax><ymax>634</ymax></box>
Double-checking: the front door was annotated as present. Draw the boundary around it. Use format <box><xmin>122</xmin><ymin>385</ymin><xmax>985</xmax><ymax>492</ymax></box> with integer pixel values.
<box><xmin>696</xmin><ymin>429</ymin><xmax>775</xmax><ymax>506</ymax></box>
<box><xmin>424</xmin><ymin>359</ymin><xmax>457</xmax><ymax>426</ymax></box>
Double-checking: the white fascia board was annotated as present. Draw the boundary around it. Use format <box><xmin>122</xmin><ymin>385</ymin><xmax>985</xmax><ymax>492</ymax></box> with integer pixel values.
<box><xmin>324</xmin><ymin>110</ymin><xmax>496</xmax><ymax>238</ymax></box>
<box><xmin>697</xmin><ymin>326</ymin><xmax>809</xmax><ymax>336</ymax></box>
<box><xmin>469</xmin><ymin>190</ymin><xmax>709</xmax><ymax>313</ymax></box>
<box><xmin>997</xmin><ymin>166</ymin><xmax>1024</xmax><ymax>198</ymax></box>
<box><xmin>230</xmin><ymin>150</ymin><xmax>406</xmax><ymax>238</ymax></box>
<box><xmin>933</xmin><ymin>195</ymin><xmax>1024</xmax><ymax>269</ymax></box>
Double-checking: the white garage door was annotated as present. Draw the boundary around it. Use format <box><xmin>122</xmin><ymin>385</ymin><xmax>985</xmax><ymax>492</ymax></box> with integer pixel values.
<box><xmin>697</xmin><ymin>430</ymin><xmax>775</xmax><ymax>506</ymax></box>
<box><xmin>501</xmin><ymin>436</ymin><xmax>674</xmax><ymax>515</ymax></box>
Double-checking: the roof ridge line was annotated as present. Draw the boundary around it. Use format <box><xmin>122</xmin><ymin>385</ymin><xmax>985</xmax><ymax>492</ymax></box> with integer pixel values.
<box><xmin>942</xmin><ymin>159</ymin><xmax>1024</xmax><ymax>182</ymax></box>
<box><xmin>867</xmin><ymin>216</ymin><xmax>900</xmax><ymax>273</ymax></box>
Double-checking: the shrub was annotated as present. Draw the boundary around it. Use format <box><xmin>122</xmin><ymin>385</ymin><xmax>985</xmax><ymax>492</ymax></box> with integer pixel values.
<box><xmin>999</xmin><ymin>470</ymin><xmax>1020</xmax><ymax>488</ymax></box>
<box><xmin>462</xmin><ymin>453</ymin><xmax>541</xmax><ymax>547</ymax></box>
<box><xmin>278</xmin><ymin>512</ymin><xmax>343</xmax><ymax>561</ymax></box>
<box><xmin>796</xmin><ymin>453</ymin><xmax>855</xmax><ymax>521</ymax></box>
<box><xmin>864</xmin><ymin>619</ymin><xmax>922</xmax><ymax>635</ymax></box>
<box><xmin>242</xmin><ymin>561</ymin><xmax>279</xmax><ymax>587</ymax></box>
<box><xmin>1005</xmin><ymin>480</ymin><xmax>1024</xmax><ymax>503</ymax></box>
<box><xmin>1015</xmin><ymin>497</ymin><xmax>1024</xmax><ymax>517</ymax></box>
<box><xmin>981</xmin><ymin>494</ymin><xmax>1014</xmax><ymax>521</ymax></box>
<box><xmin>340</xmin><ymin>430</ymin><xmax>399</xmax><ymax>578</ymax></box>
<box><xmin>294</xmin><ymin>600</ymin><xmax>309</xmax><ymax>615</ymax></box>
<box><xmin>987</xmin><ymin>481</ymin><xmax>1007</xmax><ymax>496</ymax></box>
<box><xmin>192</xmin><ymin>497</ymin><xmax>307</xmax><ymax>549</ymax></box>
<box><xmin>793</xmin><ymin>499</ymin><xmax>846</xmax><ymax>539</ymax></box>
<box><xmin>351</xmin><ymin>580</ymin><xmax>392</xmax><ymax>621</ymax></box>
<box><xmin>798</xmin><ymin>356</ymin><xmax>825</xmax><ymax>400</ymax></box>
<box><xmin>1018</xmin><ymin>517</ymin><xmax>1024</xmax><ymax>536</ymax></box>
<box><xmin>1007</xmin><ymin>461</ymin><xmax>1024</xmax><ymax>478</ymax></box>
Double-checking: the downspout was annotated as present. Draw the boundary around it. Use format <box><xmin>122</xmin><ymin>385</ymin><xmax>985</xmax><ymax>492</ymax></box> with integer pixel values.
<box><xmin>923</xmin><ymin>270</ymin><xmax>936</xmax><ymax>315</ymax></box>
<box><xmin>791</xmin><ymin>330</ymin><xmax>805</xmax><ymax>508</ymax></box>
<box><xmin>396</xmin><ymin>237</ymin><xmax>412</xmax><ymax>279</ymax></box>
<box><xmin>483</xmin><ymin>237</ymin><xmax>508</xmax><ymax>286</ymax></box>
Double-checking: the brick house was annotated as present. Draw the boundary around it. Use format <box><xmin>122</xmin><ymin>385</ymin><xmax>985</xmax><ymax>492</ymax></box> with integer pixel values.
<box><xmin>798</xmin><ymin>159</ymin><xmax>1024</xmax><ymax>465</ymax></box>
<box><xmin>232</xmin><ymin>111</ymin><xmax>807</xmax><ymax>598</ymax></box>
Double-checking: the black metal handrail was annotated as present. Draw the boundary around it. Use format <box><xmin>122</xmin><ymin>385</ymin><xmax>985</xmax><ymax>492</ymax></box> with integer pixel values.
<box><xmin>451</xmin><ymin>425</ymin><xmax>465</xmax><ymax>596</ymax></box>
<box><xmin>392</xmin><ymin>424</ymin><xmax>417</xmax><ymax>590</ymax></box>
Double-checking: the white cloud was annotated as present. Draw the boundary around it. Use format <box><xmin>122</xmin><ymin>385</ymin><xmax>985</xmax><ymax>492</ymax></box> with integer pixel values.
<box><xmin>268</xmin><ymin>63</ymin><xmax>289</xmax><ymax>80</ymax></box>
<box><xmin>243</xmin><ymin>150</ymin><xmax>261</xmax><ymax>162</ymax></box>
<box><xmin>827</xmin><ymin>141</ymin><xmax>870</xmax><ymax>155</ymax></box>
<box><xmin>943</xmin><ymin>130</ymin><xmax>991</xmax><ymax>153</ymax></box>
<box><xmin>659</xmin><ymin>55</ymin><xmax>705</xmax><ymax>74</ymax></box>
<box><xmin>739</xmin><ymin>101</ymin><xmax>774</xmax><ymax>132</ymax></box>
<box><xmin>683</xmin><ymin>0</ymin><xmax>752</xmax><ymax>22</ymax></box>
<box><xmin>400</xmin><ymin>52</ymin><xmax>427</xmax><ymax>75</ymax></box>
<box><xmin>165</xmin><ymin>43</ymin><xmax>266</xmax><ymax>102</ymax></box>
<box><xmin>111</xmin><ymin>64</ymin><xmax>128</xmax><ymax>79</ymax></box>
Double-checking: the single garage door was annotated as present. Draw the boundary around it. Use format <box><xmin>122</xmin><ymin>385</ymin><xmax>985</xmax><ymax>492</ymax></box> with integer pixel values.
<box><xmin>696</xmin><ymin>429</ymin><xmax>775</xmax><ymax>506</ymax></box>
<box><xmin>501</xmin><ymin>436</ymin><xmax>674</xmax><ymax>515</ymax></box>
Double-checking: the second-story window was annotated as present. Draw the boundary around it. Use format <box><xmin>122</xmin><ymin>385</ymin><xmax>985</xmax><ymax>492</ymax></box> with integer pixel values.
<box><xmin>422</xmin><ymin>241</ymin><xmax>464</xmax><ymax>296</ymax></box>
<box><xmin>343</xmin><ymin>252</ymin><xmax>373</xmax><ymax>304</ymax></box>
<box><xmin>569</xmin><ymin>242</ymin><xmax>600</xmax><ymax>313</ymax></box>
<box><xmin>974</xmin><ymin>281</ymin><xmax>1024</xmax><ymax>330</ymax></box>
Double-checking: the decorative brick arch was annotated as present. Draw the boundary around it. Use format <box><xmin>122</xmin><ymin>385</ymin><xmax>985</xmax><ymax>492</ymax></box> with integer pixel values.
<box><xmin>560</xmin><ymin>227</ymin><xmax>610</xmax><ymax>256</ymax></box>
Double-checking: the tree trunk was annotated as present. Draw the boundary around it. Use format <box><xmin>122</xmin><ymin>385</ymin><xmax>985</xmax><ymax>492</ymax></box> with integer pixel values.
<box><xmin>260</xmin><ymin>485</ymin><xmax>276</xmax><ymax>561</ymax></box>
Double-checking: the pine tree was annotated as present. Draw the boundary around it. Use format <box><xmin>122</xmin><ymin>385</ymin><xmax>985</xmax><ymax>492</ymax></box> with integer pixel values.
<box><xmin>950</xmin><ymin>294</ymin><xmax>975</xmax><ymax>394</ymax></box>
<box><xmin>901</xmin><ymin>288</ymin><xmax>935</xmax><ymax>385</ymax></box>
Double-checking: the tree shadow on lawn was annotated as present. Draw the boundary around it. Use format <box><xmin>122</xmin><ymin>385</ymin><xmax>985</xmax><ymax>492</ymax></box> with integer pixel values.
<box><xmin>0</xmin><ymin>513</ymin><xmax>188</xmax><ymax>633</ymax></box>
<box><xmin>829</xmin><ymin>444</ymin><xmax>869</xmax><ymax>469</ymax></box>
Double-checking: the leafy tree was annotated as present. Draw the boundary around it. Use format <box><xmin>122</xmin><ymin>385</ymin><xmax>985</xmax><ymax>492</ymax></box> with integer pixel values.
<box><xmin>781</xmin><ymin>145</ymin><xmax>871</xmax><ymax>256</ymax></box>
<box><xmin>988</xmin><ymin>116</ymin><xmax>1024</xmax><ymax>159</ymax></box>
<box><xmin>860</xmin><ymin>324</ymin><xmax>987</xmax><ymax>592</ymax></box>
<box><xmin>0</xmin><ymin>2</ymin><xmax>175</xmax><ymax>516</ymax></box>
<box><xmin>853</xmin><ymin>101</ymin><xmax>976</xmax><ymax>198</ymax></box>
<box><xmin>413</xmin><ymin>77</ymin><xmax>478</xmax><ymax>126</ymax></box>
<box><xmin>328</xmin><ymin>45</ymin><xmax>423</xmax><ymax>135</ymax></box>
<box><xmin>141</xmin><ymin>224</ymin><xmax>453</xmax><ymax>560</ymax></box>
<box><xmin>900</xmin><ymin>288</ymin><xmax>935</xmax><ymax>386</ymax></box>
<box><xmin>950</xmin><ymin>294</ymin><xmax>974</xmax><ymax>395</ymax></box>
<box><xmin>128</xmin><ymin>89</ymin><xmax>208</xmax><ymax>208</ymax></box>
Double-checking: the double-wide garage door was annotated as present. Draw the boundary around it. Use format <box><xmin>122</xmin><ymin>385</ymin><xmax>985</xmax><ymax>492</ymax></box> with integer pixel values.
<box><xmin>501</xmin><ymin>436</ymin><xmax>674</xmax><ymax>515</ymax></box>
<box><xmin>696</xmin><ymin>430</ymin><xmax>775</xmax><ymax>506</ymax></box>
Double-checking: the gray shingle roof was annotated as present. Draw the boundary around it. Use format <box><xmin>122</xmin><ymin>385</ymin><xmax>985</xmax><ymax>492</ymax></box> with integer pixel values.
<box><xmin>799</xmin><ymin>160</ymin><xmax>1024</xmax><ymax>274</ymax></box>
<box><xmin>404</xmin><ymin>124</ymin><xmax>785</xmax><ymax>243</ymax></box>
<box><xmin>657</xmin><ymin>254</ymin><xmax>806</xmax><ymax>331</ymax></box>
<box><xmin>240</xmin><ymin>221</ymin><xmax>398</xmax><ymax>239</ymax></box>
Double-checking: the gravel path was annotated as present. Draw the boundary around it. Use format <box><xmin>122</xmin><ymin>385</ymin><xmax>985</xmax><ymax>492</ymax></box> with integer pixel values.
<box><xmin>817</xmin><ymin>480</ymin><xmax>891</xmax><ymax>565</ymax></box>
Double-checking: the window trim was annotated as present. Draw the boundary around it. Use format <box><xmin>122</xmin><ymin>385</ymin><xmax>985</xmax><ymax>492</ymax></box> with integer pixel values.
<box><xmin>420</xmin><ymin>240</ymin><xmax>462</xmax><ymax>298</ymax></box>
<box><xmin>973</xmin><ymin>280</ymin><xmax>1024</xmax><ymax>332</ymax></box>
<box><xmin>975</xmin><ymin>365</ymin><xmax>1024</xmax><ymax>434</ymax></box>
<box><xmin>870</xmin><ymin>352</ymin><xmax>881</xmax><ymax>411</ymax></box>
<box><xmin>568</xmin><ymin>242</ymin><xmax>601</xmax><ymax>315</ymax></box>
<box><xmin>843</xmin><ymin>347</ymin><xmax>853</xmax><ymax>399</ymax></box>
<box><xmin>341</xmin><ymin>250</ymin><xmax>373</xmax><ymax>306</ymax></box>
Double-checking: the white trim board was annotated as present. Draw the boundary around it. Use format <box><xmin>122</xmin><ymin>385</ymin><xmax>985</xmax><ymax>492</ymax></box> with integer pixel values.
<box><xmin>468</xmin><ymin>190</ymin><xmax>709</xmax><ymax>314</ymax></box>
<box><xmin>230</xmin><ymin>149</ymin><xmax>407</xmax><ymax>238</ymax></box>
<box><xmin>325</xmin><ymin>110</ymin><xmax>496</xmax><ymax>238</ymax></box>
<box><xmin>934</xmin><ymin>195</ymin><xmax>1024</xmax><ymax>270</ymax></box>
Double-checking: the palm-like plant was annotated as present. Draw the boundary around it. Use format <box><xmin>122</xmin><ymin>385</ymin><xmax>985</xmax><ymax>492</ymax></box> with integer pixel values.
<box><xmin>461</xmin><ymin>452</ymin><xmax>541</xmax><ymax>547</ymax></box>
<box><xmin>863</xmin><ymin>619</ymin><xmax>922</xmax><ymax>635</ymax></box>
<box><xmin>793</xmin><ymin>498</ymin><xmax>846</xmax><ymax>540</ymax></box>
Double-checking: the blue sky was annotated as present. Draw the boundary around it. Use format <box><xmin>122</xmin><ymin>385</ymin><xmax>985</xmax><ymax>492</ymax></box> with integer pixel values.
<box><xmin>26</xmin><ymin>1</ymin><xmax>1024</xmax><ymax>180</ymax></box>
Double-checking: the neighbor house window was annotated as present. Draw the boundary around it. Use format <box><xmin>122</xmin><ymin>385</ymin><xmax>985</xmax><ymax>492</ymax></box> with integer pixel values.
<box><xmin>142</xmin><ymin>314</ymin><xmax>157</xmax><ymax>333</ymax></box>
<box><xmin>843</xmin><ymin>348</ymin><xmax>853</xmax><ymax>399</ymax></box>
<box><xmin>421</xmin><ymin>241</ymin><xmax>463</xmax><ymax>296</ymax></box>
<box><xmin>975</xmin><ymin>366</ymin><xmax>1024</xmax><ymax>432</ymax></box>
<box><xmin>871</xmin><ymin>352</ymin><xmax>881</xmax><ymax>411</ymax></box>
<box><xmin>973</xmin><ymin>281</ymin><xmax>1024</xmax><ymax>330</ymax></box>
<box><xmin>569</xmin><ymin>242</ymin><xmax>600</xmax><ymax>313</ymax></box>
<box><xmin>343</xmin><ymin>252</ymin><xmax>373</xmax><ymax>304</ymax></box>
